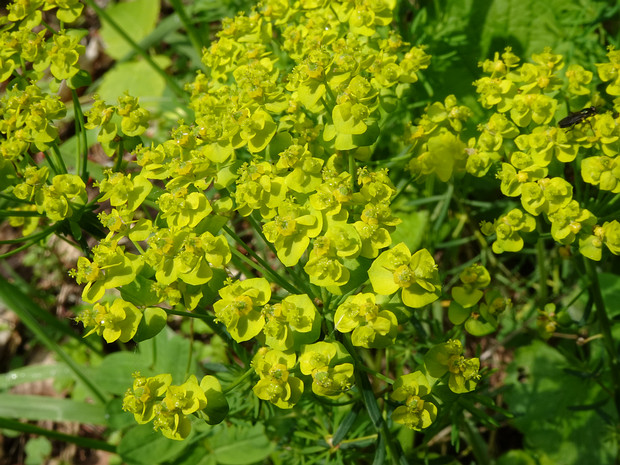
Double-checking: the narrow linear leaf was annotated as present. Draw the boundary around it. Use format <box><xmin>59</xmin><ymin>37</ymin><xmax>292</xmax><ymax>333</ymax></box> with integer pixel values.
<box><xmin>372</xmin><ymin>432</ymin><xmax>385</xmax><ymax>465</ymax></box>
<box><xmin>0</xmin><ymin>394</ymin><xmax>106</xmax><ymax>425</ymax></box>
<box><xmin>332</xmin><ymin>404</ymin><xmax>360</xmax><ymax>445</ymax></box>
<box><xmin>0</xmin><ymin>364</ymin><xmax>71</xmax><ymax>390</ymax></box>
<box><xmin>0</xmin><ymin>278</ymin><xmax>107</xmax><ymax>403</ymax></box>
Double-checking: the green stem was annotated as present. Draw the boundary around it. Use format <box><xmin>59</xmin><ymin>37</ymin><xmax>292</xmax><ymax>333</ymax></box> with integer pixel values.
<box><xmin>168</xmin><ymin>0</ymin><xmax>206</xmax><ymax>51</ymax></box>
<box><xmin>322</xmin><ymin>81</ymin><xmax>337</xmax><ymax>109</ymax></box>
<box><xmin>165</xmin><ymin>308</ymin><xmax>213</xmax><ymax>321</ymax></box>
<box><xmin>392</xmin><ymin>176</ymin><xmax>414</xmax><ymax>203</ymax></box>
<box><xmin>431</xmin><ymin>182</ymin><xmax>452</xmax><ymax>235</ymax></box>
<box><xmin>185</xmin><ymin>319</ymin><xmax>194</xmax><ymax>379</ymax></box>
<box><xmin>341</xmin><ymin>335</ymin><xmax>405</xmax><ymax>465</ymax></box>
<box><xmin>0</xmin><ymin>418</ymin><xmax>115</xmax><ymax>453</ymax></box>
<box><xmin>43</xmin><ymin>148</ymin><xmax>60</xmax><ymax>175</ymax></box>
<box><xmin>358</xmin><ymin>363</ymin><xmax>394</xmax><ymax>385</ymax></box>
<box><xmin>151</xmin><ymin>333</ymin><xmax>157</xmax><ymax>368</ymax></box>
<box><xmin>348</xmin><ymin>151</ymin><xmax>356</xmax><ymax>190</ymax></box>
<box><xmin>222</xmin><ymin>368</ymin><xmax>255</xmax><ymax>394</ymax></box>
<box><xmin>51</xmin><ymin>144</ymin><xmax>68</xmax><ymax>174</ymax></box>
<box><xmin>39</xmin><ymin>19</ymin><xmax>58</xmax><ymax>34</ymax></box>
<box><xmin>584</xmin><ymin>259</ymin><xmax>620</xmax><ymax>419</ymax></box>
<box><xmin>572</xmin><ymin>157</ymin><xmax>583</xmax><ymax>202</ymax></box>
<box><xmin>0</xmin><ymin>192</ymin><xmax>30</xmax><ymax>203</ymax></box>
<box><xmin>165</xmin><ymin>308</ymin><xmax>239</xmax><ymax>350</ymax></box>
<box><xmin>0</xmin><ymin>228</ymin><xmax>59</xmax><ymax>258</ymax></box>
<box><xmin>247</xmin><ymin>214</ymin><xmax>277</xmax><ymax>256</ymax></box>
<box><xmin>0</xmin><ymin>210</ymin><xmax>41</xmax><ymax>219</ymax></box>
<box><xmin>0</xmin><ymin>224</ymin><xmax>55</xmax><ymax>245</ymax></box>
<box><xmin>113</xmin><ymin>139</ymin><xmax>124</xmax><ymax>172</ymax></box>
<box><xmin>71</xmin><ymin>88</ymin><xmax>89</xmax><ymax>181</ymax></box>
<box><xmin>536</xmin><ymin>219</ymin><xmax>548</xmax><ymax>303</ymax></box>
<box><xmin>82</xmin><ymin>0</ymin><xmax>187</xmax><ymax>102</ymax></box>
<box><xmin>223</xmin><ymin>225</ymin><xmax>301</xmax><ymax>295</ymax></box>
<box><xmin>339</xmin><ymin>434</ymin><xmax>378</xmax><ymax>446</ymax></box>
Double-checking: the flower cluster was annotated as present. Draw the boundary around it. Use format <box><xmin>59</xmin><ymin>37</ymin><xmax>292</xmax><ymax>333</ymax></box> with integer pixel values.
<box><xmin>368</xmin><ymin>243</ymin><xmax>442</xmax><ymax>308</ymax></box>
<box><xmin>122</xmin><ymin>372</ymin><xmax>228</xmax><ymax>440</ymax></box>
<box><xmin>252</xmin><ymin>348</ymin><xmax>304</xmax><ymax>409</ymax></box>
<box><xmin>334</xmin><ymin>293</ymin><xmax>398</xmax><ymax>348</ymax></box>
<box><xmin>85</xmin><ymin>96</ymin><xmax>150</xmax><ymax>157</ymax></box>
<box><xmin>0</xmin><ymin>1</ymin><xmax>92</xmax><ymax>239</ymax></box>
<box><xmin>406</xmin><ymin>46</ymin><xmax>620</xmax><ymax>261</ymax></box>
<box><xmin>391</xmin><ymin>371</ymin><xmax>438</xmax><ymax>431</ymax></box>
<box><xmin>424</xmin><ymin>339</ymin><xmax>480</xmax><ymax>394</ymax></box>
<box><xmin>13</xmin><ymin>167</ymin><xmax>87</xmax><ymax>222</ymax></box>
<box><xmin>447</xmin><ymin>264</ymin><xmax>510</xmax><ymax>336</ymax></box>
<box><xmin>299</xmin><ymin>341</ymin><xmax>354</xmax><ymax>398</ymax></box>
<box><xmin>3</xmin><ymin>0</ymin><xmax>491</xmax><ymax>441</ymax></box>
<box><xmin>57</xmin><ymin>0</ymin><xmax>428</xmax><ymax>421</ymax></box>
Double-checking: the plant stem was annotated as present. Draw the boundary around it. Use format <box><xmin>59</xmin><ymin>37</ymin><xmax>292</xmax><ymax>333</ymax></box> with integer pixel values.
<box><xmin>535</xmin><ymin>221</ymin><xmax>548</xmax><ymax>303</ymax></box>
<box><xmin>0</xmin><ymin>229</ymin><xmax>57</xmax><ymax>258</ymax></box>
<box><xmin>168</xmin><ymin>0</ymin><xmax>206</xmax><ymax>52</ymax></box>
<box><xmin>222</xmin><ymin>368</ymin><xmax>255</xmax><ymax>394</ymax></box>
<box><xmin>113</xmin><ymin>139</ymin><xmax>124</xmax><ymax>172</ymax></box>
<box><xmin>50</xmin><ymin>144</ymin><xmax>68</xmax><ymax>174</ymax></box>
<box><xmin>584</xmin><ymin>259</ymin><xmax>620</xmax><ymax>419</ymax></box>
<box><xmin>358</xmin><ymin>363</ymin><xmax>394</xmax><ymax>385</ymax></box>
<box><xmin>223</xmin><ymin>225</ymin><xmax>301</xmax><ymax>294</ymax></box>
<box><xmin>71</xmin><ymin>88</ymin><xmax>89</xmax><ymax>181</ymax></box>
<box><xmin>165</xmin><ymin>308</ymin><xmax>241</xmax><ymax>351</ymax></box>
<box><xmin>43</xmin><ymin>148</ymin><xmax>60</xmax><ymax>175</ymax></box>
<box><xmin>348</xmin><ymin>151</ymin><xmax>356</xmax><ymax>190</ymax></box>
<box><xmin>0</xmin><ymin>210</ymin><xmax>41</xmax><ymax>219</ymax></box>
<box><xmin>0</xmin><ymin>418</ymin><xmax>116</xmax><ymax>452</ymax></box>
<box><xmin>341</xmin><ymin>335</ymin><xmax>405</xmax><ymax>465</ymax></box>
<box><xmin>185</xmin><ymin>319</ymin><xmax>194</xmax><ymax>379</ymax></box>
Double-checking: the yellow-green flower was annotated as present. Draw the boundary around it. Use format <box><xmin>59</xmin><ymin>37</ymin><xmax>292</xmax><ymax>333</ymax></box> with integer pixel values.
<box><xmin>391</xmin><ymin>371</ymin><xmax>437</xmax><ymax>431</ymax></box>
<box><xmin>369</xmin><ymin>243</ymin><xmax>441</xmax><ymax>308</ymax></box>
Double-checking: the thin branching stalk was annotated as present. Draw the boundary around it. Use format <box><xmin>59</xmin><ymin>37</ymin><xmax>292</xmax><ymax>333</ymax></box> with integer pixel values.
<box><xmin>584</xmin><ymin>258</ymin><xmax>620</xmax><ymax>419</ymax></box>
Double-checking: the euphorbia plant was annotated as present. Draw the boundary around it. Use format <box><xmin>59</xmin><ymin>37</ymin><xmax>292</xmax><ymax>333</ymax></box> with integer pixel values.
<box><xmin>1</xmin><ymin>0</ymin><xmax>619</xmax><ymax>463</ymax></box>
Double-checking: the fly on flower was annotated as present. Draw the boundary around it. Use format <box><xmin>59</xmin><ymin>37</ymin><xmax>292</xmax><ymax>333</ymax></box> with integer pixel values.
<box><xmin>558</xmin><ymin>106</ymin><xmax>597</xmax><ymax>130</ymax></box>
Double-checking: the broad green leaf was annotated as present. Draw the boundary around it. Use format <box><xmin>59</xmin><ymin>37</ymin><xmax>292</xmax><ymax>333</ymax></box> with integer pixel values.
<box><xmin>90</xmin><ymin>352</ymin><xmax>151</xmax><ymax>396</ymax></box>
<box><xmin>390</xmin><ymin>210</ymin><xmax>428</xmax><ymax>253</ymax></box>
<box><xmin>139</xmin><ymin>327</ymin><xmax>193</xmax><ymax>385</ymax></box>
<box><xmin>118</xmin><ymin>424</ymin><xmax>188</xmax><ymax>465</ymax></box>
<box><xmin>96</xmin><ymin>56</ymin><xmax>172</xmax><ymax>111</ymax></box>
<box><xmin>100</xmin><ymin>0</ymin><xmax>160</xmax><ymax>60</ymax></box>
<box><xmin>67</xmin><ymin>69</ymin><xmax>92</xmax><ymax>89</ymax></box>
<box><xmin>503</xmin><ymin>340</ymin><xmax>617</xmax><ymax>464</ymax></box>
<box><xmin>448</xmin><ymin>301</ymin><xmax>470</xmax><ymax>325</ymax></box>
<box><xmin>599</xmin><ymin>272</ymin><xmax>620</xmax><ymax>318</ymax></box>
<box><xmin>199</xmin><ymin>375</ymin><xmax>229</xmax><ymax>425</ymax></box>
<box><xmin>207</xmin><ymin>423</ymin><xmax>275</xmax><ymax>465</ymax></box>
<box><xmin>174</xmin><ymin>442</ymin><xmax>218</xmax><ymax>465</ymax></box>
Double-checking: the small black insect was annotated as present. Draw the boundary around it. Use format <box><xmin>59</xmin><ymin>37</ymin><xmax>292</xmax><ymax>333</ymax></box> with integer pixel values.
<box><xmin>558</xmin><ymin>106</ymin><xmax>597</xmax><ymax>130</ymax></box>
